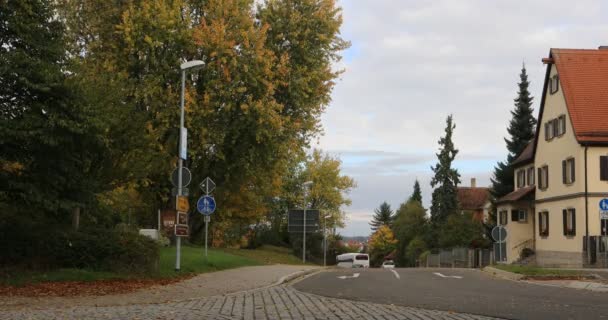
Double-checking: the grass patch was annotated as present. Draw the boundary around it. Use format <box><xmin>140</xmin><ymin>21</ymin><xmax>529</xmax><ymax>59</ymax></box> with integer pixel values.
<box><xmin>492</xmin><ymin>264</ymin><xmax>583</xmax><ymax>277</ymax></box>
<box><xmin>224</xmin><ymin>245</ymin><xmax>312</xmax><ymax>265</ymax></box>
<box><xmin>1</xmin><ymin>245</ymin><xmax>307</xmax><ymax>287</ymax></box>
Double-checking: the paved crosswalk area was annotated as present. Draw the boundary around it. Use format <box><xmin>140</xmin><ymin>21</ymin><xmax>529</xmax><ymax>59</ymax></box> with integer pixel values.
<box><xmin>1</xmin><ymin>285</ymin><xmax>501</xmax><ymax>320</ymax></box>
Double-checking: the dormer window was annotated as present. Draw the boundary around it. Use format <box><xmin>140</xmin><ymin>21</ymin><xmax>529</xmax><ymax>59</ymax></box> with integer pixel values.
<box><xmin>549</xmin><ymin>74</ymin><xmax>559</xmax><ymax>94</ymax></box>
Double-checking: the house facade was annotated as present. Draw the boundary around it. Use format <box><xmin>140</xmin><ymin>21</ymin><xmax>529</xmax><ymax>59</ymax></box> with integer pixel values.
<box><xmin>457</xmin><ymin>178</ymin><xmax>491</xmax><ymax>222</ymax></box>
<box><xmin>497</xmin><ymin>47</ymin><xmax>608</xmax><ymax>267</ymax></box>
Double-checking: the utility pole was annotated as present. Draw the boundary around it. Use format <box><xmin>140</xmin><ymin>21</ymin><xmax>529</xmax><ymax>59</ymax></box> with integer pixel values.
<box><xmin>175</xmin><ymin>60</ymin><xmax>204</xmax><ymax>272</ymax></box>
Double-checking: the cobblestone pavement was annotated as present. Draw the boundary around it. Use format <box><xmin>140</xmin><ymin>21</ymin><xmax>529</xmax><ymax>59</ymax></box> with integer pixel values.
<box><xmin>1</xmin><ymin>285</ymin><xmax>502</xmax><ymax>320</ymax></box>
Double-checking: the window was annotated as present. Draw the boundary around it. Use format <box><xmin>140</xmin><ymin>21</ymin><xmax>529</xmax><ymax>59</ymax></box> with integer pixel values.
<box><xmin>355</xmin><ymin>255</ymin><xmax>369</xmax><ymax>261</ymax></box>
<box><xmin>562</xmin><ymin>158</ymin><xmax>575</xmax><ymax>184</ymax></box>
<box><xmin>601</xmin><ymin>156</ymin><xmax>608</xmax><ymax>181</ymax></box>
<box><xmin>516</xmin><ymin>170</ymin><xmax>525</xmax><ymax>188</ymax></box>
<box><xmin>550</xmin><ymin>74</ymin><xmax>559</xmax><ymax>94</ymax></box>
<box><xmin>512</xmin><ymin>209</ymin><xmax>528</xmax><ymax>222</ymax></box>
<box><xmin>557</xmin><ymin>115</ymin><xmax>566</xmax><ymax>136</ymax></box>
<box><xmin>499</xmin><ymin>211</ymin><xmax>508</xmax><ymax>225</ymax></box>
<box><xmin>539</xmin><ymin>211</ymin><xmax>549</xmax><ymax>237</ymax></box>
<box><xmin>545</xmin><ymin>121</ymin><xmax>555</xmax><ymax>140</ymax></box>
<box><xmin>518</xmin><ymin>210</ymin><xmax>528</xmax><ymax>222</ymax></box>
<box><xmin>563</xmin><ymin>208</ymin><xmax>576</xmax><ymax>236</ymax></box>
<box><xmin>527</xmin><ymin>167</ymin><xmax>535</xmax><ymax>186</ymax></box>
<box><xmin>538</xmin><ymin>166</ymin><xmax>549</xmax><ymax>190</ymax></box>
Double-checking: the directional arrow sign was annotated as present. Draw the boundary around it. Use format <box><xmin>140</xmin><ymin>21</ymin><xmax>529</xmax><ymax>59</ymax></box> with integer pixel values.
<box><xmin>337</xmin><ymin>273</ymin><xmax>360</xmax><ymax>279</ymax></box>
<box><xmin>433</xmin><ymin>272</ymin><xmax>463</xmax><ymax>279</ymax></box>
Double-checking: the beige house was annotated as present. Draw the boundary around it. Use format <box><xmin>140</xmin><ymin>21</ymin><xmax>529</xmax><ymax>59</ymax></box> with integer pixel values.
<box><xmin>496</xmin><ymin>47</ymin><xmax>608</xmax><ymax>267</ymax></box>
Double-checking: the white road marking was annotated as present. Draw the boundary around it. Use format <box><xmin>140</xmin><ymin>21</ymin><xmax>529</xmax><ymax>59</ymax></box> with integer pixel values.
<box><xmin>390</xmin><ymin>269</ymin><xmax>400</xmax><ymax>279</ymax></box>
<box><xmin>433</xmin><ymin>272</ymin><xmax>463</xmax><ymax>279</ymax></box>
<box><xmin>337</xmin><ymin>273</ymin><xmax>360</xmax><ymax>279</ymax></box>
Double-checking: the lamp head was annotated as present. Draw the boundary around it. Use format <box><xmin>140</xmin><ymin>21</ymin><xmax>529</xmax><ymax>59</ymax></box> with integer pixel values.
<box><xmin>180</xmin><ymin>60</ymin><xmax>205</xmax><ymax>70</ymax></box>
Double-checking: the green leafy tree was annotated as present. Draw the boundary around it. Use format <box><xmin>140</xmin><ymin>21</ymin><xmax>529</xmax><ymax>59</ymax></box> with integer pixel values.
<box><xmin>409</xmin><ymin>179</ymin><xmax>423</xmax><ymax>204</ymax></box>
<box><xmin>430</xmin><ymin>115</ymin><xmax>461</xmax><ymax>224</ymax></box>
<box><xmin>405</xmin><ymin>236</ymin><xmax>428</xmax><ymax>266</ymax></box>
<box><xmin>0</xmin><ymin>0</ymin><xmax>110</xmax><ymax>226</ymax></box>
<box><xmin>438</xmin><ymin>212</ymin><xmax>488</xmax><ymax>249</ymax></box>
<box><xmin>370</xmin><ymin>202</ymin><xmax>394</xmax><ymax>231</ymax></box>
<box><xmin>491</xmin><ymin>64</ymin><xmax>536</xmax><ymax>200</ymax></box>
<box><xmin>393</xmin><ymin>200</ymin><xmax>428</xmax><ymax>266</ymax></box>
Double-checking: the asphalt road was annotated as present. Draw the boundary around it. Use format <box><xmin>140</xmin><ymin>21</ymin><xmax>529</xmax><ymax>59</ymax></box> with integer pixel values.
<box><xmin>293</xmin><ymin>268</ymin><xmax>608</xmax><ymax>320</ymax></box>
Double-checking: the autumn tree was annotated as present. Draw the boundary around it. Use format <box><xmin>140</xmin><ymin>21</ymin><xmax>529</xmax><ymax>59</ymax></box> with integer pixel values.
<box><xmin>368</xmin><ymin>225</ymin><xmax>398</xmax><ymax>267</ymax></box>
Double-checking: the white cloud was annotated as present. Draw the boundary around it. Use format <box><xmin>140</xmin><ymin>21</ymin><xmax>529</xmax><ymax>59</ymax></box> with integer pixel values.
<box><xmin>324</xmin><ymin>0</ymin><xmax>608</xmax><ymax>236</ymax></box>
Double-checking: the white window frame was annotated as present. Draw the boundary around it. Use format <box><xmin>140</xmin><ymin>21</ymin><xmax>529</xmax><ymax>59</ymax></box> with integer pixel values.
<box><xmin>518</xmin><ymin>209</ymin><xmax>528</xmax><ymax>222</ymax></box>
<box><xmin>539</xmin><ymin>211</ymin><xmax>549</xmax><ymax>236</ymax></box>
<box><xmin>565</xmin><ymin>208</ymin><xmax>575</xmax><ymax>235</ymax></box>
<box><xmin>564</xmin><ymin>158</ymin><xmax>575</xmax><ymax>184</ymax></box>
<box><xmin>558</xmin><ymin>115</ymin><xmax>566</xmax><ymax>136</ymax></box>
<box><xmin>546</xmin><ymin>121</ymin><xmax>555</xmax><ymax>140</ymax></box>
<box><xmin>517</xmin><ymin>170</ymin><xmax>525</xmax><ymax>188</ymax></box>
<box><xmin>527</xmin><ymin>167</ymin><xmax>535</xmax><ymax>186</ymax></box>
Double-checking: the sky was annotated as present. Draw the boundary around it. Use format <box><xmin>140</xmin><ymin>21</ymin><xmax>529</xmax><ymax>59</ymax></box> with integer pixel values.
<box><xmin>316</xmin><ymin>0</ymin><xmax>608</xmax><ymax>237</ymax></box>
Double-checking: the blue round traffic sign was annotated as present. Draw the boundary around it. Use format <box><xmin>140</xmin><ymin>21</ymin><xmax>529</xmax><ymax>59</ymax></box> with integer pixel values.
<box><xmin>600</xmin><ymin>199</ymin><xmax>608</xmax><ymax>211</ymax></box>
<box><xmin>197</xmin><ymin>196</ymin><xmax>216</xmax><ymax>215</ymax></box>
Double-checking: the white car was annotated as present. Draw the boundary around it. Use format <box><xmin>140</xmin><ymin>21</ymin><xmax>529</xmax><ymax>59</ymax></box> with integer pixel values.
<box><xmin>381</xmin><ymin>260</ymin><xmax>395</xmax><ymax>268</ymax></box>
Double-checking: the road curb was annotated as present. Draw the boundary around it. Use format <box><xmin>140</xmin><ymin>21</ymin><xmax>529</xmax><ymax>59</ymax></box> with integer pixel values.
<box><xmin>482</xmin><ymin>266</ymin><xmax>524</xmax><ymax>281</ymax></box>
<box><xmin>275</xmin><ymin>267</ymin><xmax>324</xmax><ymax>286</ymax></box>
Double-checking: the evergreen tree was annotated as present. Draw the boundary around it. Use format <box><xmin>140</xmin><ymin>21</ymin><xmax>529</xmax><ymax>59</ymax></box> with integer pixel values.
<box><xmin>491</xmin><ymin>64</ymin><xmax>536</xmax><ymax>200</ymax></box>
<box><xmin>430</xmin><ymin>115</ymin><xmax>461</xmax><ymax>224</ymax></box>
<box><xmin>409</xmin><ymin>179</ymin><xmax>422</xmax><ymax>204</ymax></box>
<box><xmin>370</xmin><ymin>201</ymin><xmax>394</xmax><ymax>231</ymax></box>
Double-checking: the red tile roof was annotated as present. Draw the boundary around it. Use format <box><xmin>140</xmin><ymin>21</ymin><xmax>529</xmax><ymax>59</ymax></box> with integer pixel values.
<box><xmin>511</xmin><ymin>140</ymin><xmax>535</xmax><ymax>166</ymax></box>
<box><xmin>457</xmin><ymin>187</ymin><xmax>490</xmax><ymax>210</ymax></box>
<box><xmin>496</xmin><ymin>186</ymin><xmax>535</xmax><ymax>204</ymax></box>
<box><xmin>552</xmin><ymin>48</ymin><xmax>608</xmax><ymax>143</ymax></box>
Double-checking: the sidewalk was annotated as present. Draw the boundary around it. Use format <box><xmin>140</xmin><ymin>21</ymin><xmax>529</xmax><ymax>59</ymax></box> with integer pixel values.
<box><xmin>1</xmin><ymin>265</ymin><xmax>319</xmax><ymax>311</ymax></box>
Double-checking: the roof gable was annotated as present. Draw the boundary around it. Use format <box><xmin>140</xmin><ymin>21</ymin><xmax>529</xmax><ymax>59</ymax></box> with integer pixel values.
<box><xmin>457</xmin><ymin>187</ymin><xmax>490</xmax><ymax>210</ymax></box>
<box><xmin>551</xmin><ymin>49</ymin><xmax>608</xmax><ymax>144</ymax></box>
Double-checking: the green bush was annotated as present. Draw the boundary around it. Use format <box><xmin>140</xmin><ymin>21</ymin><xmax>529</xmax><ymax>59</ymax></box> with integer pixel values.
<box><xmin>1</xmin><ymin>218</ymin><xmax>159</xmax><ymax>273</ymax></box>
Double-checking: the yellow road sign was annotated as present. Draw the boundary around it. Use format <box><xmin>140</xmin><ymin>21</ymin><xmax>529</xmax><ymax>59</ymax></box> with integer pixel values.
<box><xmin>176</xmin><ymin>195</ymin><xmax>189</xmax><ymax>212</ymax></box>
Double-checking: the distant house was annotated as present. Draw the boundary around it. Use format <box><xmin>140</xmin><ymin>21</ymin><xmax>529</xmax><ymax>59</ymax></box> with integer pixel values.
<box><xmin>457</xmin><ymin>178</ymin><xmax>491</xmax><ymax>222</ymax></box>
<box><xmin>496</xmin><ymin>46</ymin><xmax>608</xmax><ymax>268</ymax></box>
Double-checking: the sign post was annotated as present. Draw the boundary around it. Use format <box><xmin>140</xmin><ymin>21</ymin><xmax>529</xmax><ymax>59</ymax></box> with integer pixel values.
<box><xmin>198</xmin><ymin>177</ymin><xmax>216</xmax><ymax>259</ymax></box>
<box><xmin>599</xmin><ymin>199</ymin><xmax>608</xmax><ymax>267</ymax></box>
<box><xmin>491</xmin><ymin>226</ymin><xmax>508</xmax><ymax>262</ymax></box>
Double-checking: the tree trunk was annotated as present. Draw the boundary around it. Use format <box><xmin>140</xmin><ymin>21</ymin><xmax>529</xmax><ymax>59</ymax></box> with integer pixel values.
<box><xmin>72</xmin><ymin>207</ymin><xmax>80</xmax><ymax>230</ymax></box>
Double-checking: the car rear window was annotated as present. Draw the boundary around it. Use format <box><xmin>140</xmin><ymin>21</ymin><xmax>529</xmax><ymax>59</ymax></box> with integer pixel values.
<box><xmin>355</xmin><ymin>255</ymin><xmax>369</xmax><ymax>260</ymax></box>
<box><xmin>384</xmin><ymin>261</ymin><xmax>394</xmax><ymax>265</ymax></box>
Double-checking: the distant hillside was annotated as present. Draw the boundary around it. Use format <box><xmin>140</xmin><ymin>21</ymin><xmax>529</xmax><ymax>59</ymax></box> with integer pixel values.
<box><xmin>342</xmin><ymin>236</ymin><xmax>368</xmax><ymax>242</ymax></box>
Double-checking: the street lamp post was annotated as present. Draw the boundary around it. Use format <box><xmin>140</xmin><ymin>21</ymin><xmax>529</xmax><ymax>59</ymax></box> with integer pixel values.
<box><xmin>175</xmin><ymin>60</ymin><xmax>205</xmax><ymax>272</ymax></box>
<box><xmin>302</xmin><ymin>181</ymin><xmax>313</xmax><ymax>264</ymax></box>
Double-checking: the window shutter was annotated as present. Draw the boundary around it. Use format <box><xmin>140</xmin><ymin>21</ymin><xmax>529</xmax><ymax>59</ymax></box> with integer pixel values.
<box><xmin>601</xmin><ymin>156</ymin><xmax>608</xmax><ymax>181</ymax></box>
<box><xmin>511</xmin><ymin>210</ymin><xmax>518</xmax><ymax>222</ymax></box>
<box><xmin>562</xmin><ymin>160</ymin><xmax>567</xmax><ymax>184</ymax></box>
<box><xmin>563</xmin><ymin>209</ymin><xmax>567</xmax><ymax>236</ymax></box>
<box><xmin>572</xmin><ymin>209</ymin><xmax>576</xmax><ymax>236</ymax></box>
<box><xmin>545</xmin><ymin>123</ymin><xmax>549</xmax><ymax>141</ymax></box>
<box><xmin>571</xmin><ymin>158</ymin><xmax>575</xmax><ymax>183</ymax></box>
<box><xmin>538</xmin><ymin>168</ymin><xmax>542</xmax><ymax>189</ymax></box>
<box><xmin>546</xmin><ymin>167</ymin><xmax>549</xmax><ymax>188</ymax></box>
<box><xmin>561</xmin><ymin>115</ymin><xmax>566</xmax><ymax>135</ymax></box>
<box><xmin>547</xmin><ymin>212</ymin><xmax>550</xmax><ymax>236</ymax></box>
<box><xmin>553</xmin><ymin>119</ymin><xmax>559</xmax><ymax>137</ymax></box>
<box><xmin>538</xmin><ymin>212</ymin><xmax>542</xmax><ymax>235</ymax></box>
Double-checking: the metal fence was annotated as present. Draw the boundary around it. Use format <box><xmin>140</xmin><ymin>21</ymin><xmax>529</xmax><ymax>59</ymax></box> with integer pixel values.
<box><xmin>423</xmin><ymin>248</ymin><xmax>493</xmax><ymax>268</ymax></box>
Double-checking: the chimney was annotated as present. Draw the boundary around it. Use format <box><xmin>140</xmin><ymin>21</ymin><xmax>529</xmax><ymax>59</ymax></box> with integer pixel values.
<box><xmin>470</xmin><ymin>178</ymin><xmax>477</xmax><ymax>188</ymax></box>
<box><xmin>599</xmin><ymin>46</ymin><xmax>608</xmax><ymax>50</ymax></box>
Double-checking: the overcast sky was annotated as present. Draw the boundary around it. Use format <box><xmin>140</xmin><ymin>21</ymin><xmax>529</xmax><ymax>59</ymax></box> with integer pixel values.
<box><xmin>317</xmin><ymin>0</ymin><xmax>608</xmax><ymax>236</ymax></box>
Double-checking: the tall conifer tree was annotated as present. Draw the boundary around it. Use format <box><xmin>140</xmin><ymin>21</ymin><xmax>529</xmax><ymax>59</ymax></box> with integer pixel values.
<box><xmin>409</xmin><ymin>180</ymin><xmax>422</xmax><ymax>204</ymax></box>
<box><xmin>369</xmin><ymin>202</ymin><xmax>394</xmax><ymax>231</ymax></box>
<box><xmin>491</xmin><ymin>65</ymin><xmax>536</xmax><ymax>200</ymax></box>
<box><xmin>430</xmin><ymin>115</ymin><xmax>461</xmax><ymax>224</ymax></box>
